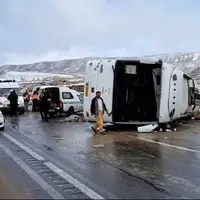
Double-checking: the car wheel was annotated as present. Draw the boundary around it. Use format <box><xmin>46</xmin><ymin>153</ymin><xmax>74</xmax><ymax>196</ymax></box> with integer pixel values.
<box><xmin>48</xmin><ymin>113</ymin><xmax>54</xmax><ymax>118</ymax></box>
<box><xmin>20</xmin><ymin>110</ymin><xmax>25</xmax><ymax>114</ymax></box>
<box><xmin>59</xmin><ymin>111</ymin><xmax>63</xmax><ymax>117</ymax></box>
<box><xmin>67</xmin><ymin>107</ymin><xmax>74</xmax><ymax>117</ymax></box>
<box><xmin>0</xmin><ymin>126</ymin><xmax>4</xmax><ymax>131</ymax></box>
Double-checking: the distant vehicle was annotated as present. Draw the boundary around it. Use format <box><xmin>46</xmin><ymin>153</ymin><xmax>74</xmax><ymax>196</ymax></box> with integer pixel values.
<box><xmin>67</xmin><ymin>83</ymin><xmax>84</xmax><ymax>93</ymax></box>
<box><xmin>0</xmin><ymin>80</ymin><xmax>25</xmax><ymax>114</ymax></box>
<box><xmin>39</xmin><ymin>86</ymin><xmax>83</xmax><ymax>116</ymax></box>
<box><xmin>0</xmin><ymin>107</ymin><xmax>5</xmax><ymax>131</ymax></box>
<box><xmin>84</xmin><ymin>58</ymin><xmax>200</xmax><ymax>126</ymax></box>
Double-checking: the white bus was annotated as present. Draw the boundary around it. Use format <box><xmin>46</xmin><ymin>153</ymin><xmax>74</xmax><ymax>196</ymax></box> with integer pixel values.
<box><xmin>83</xmin><ymin>58</ymin><xmax>200</xmax><ymax>126</ymax></box>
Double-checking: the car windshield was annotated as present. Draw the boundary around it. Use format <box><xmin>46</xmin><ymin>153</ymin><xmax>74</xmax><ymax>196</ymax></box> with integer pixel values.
<box><xmin>0</xmin><ymin>88</ymin><xmax>21</xmax><ymax>97</ymax></box>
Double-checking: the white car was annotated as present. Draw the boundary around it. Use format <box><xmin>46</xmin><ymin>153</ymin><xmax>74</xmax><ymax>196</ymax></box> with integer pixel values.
<box><xmin>39</xmin><ymin>86</ymin><xmax>83</xmax><ymax>116</ymax></box>
<box><xmin>0</xmin><ymin>81</ymin><xmax>25</xmax><ymax>114</ymax></box>
<box><xmin>0</xmin><ymin>109</ymin><xmax>5</xmax><ymax>131</ymax></box>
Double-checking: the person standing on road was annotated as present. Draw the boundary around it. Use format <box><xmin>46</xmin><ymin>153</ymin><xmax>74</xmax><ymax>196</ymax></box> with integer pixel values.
<box><xmin>7</xmin><ymin>90</ymin><xmax>18</xmax><ymax>117</ymax></box>
<box><xmin>35</xmin><ymin>88</ymin><xmax>40</xmax><ymax>111</ymax></box>
<box><xmin>90</xmin><ymin>91</ymin><xmax>109</xmax><ymax>134</ymax></box>
<box><xmin>39</xmin><ymin>90</ymin><xmax>51</xmax><ymax>122</ymax></box>
<box><xmin>23</xmin><ymin>89</ymin><xmax>30</xmax><ymax>111</ymax></box>
<box><xmin>31</xmin><ymin>91</ymin><xmax>39</xmax><ymax>112</ymax></box>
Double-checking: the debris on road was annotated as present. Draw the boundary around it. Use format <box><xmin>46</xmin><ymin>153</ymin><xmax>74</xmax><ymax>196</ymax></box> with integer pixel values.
<box><xmin>194</xmin><ymin>112</ymin><xmax>200</xmax><ymax>120</ymax></box>
<box><xmin>51</xmin><ymin>135</ymin><xmax>64</xmax><ymax>140</ymax></box>
<box><xmin>94</xmin><ymin>144</ymin><xmax>105</xmax><ymax>148</ymax></box>
<box><xmin>137</xmin><ymin>124</ymin><xmax>159</xmax><ymax>133</ymax></box>
<box><xmin>137</xmin><ymin>122</ymin><xmax>178</xmax><ymax>133</ymax></box>
<box><xmin>59</xmin><ymin>114</ymin><xmax>87</xmax><ymax>123</ymax></box>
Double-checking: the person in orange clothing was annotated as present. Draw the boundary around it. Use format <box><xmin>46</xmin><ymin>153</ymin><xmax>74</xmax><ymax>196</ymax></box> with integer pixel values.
<box><xmin>23</xmin><ymin>89</ymin><xmax>30</xmax><ymax>111</ymax></box>
<box><xmin>90</xmin><ymin>91</ymin><xmax>109</xmax><ymax>134</ymax></box>
<box><xmin>31</xmin><ymin>91</ymin><xmax>40</xmax><ymax>112</ymax></box>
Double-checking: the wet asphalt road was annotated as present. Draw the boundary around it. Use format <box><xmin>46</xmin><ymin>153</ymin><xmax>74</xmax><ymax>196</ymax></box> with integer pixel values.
<box><xmin>1</xmin><ymin>112</ymin><xmax>200</xmax><ymax>199</ymax></box>
<box><xmin>0</xmin><ymin>147</ymin><xmax>51</xmax><ymax>199</ymax></box>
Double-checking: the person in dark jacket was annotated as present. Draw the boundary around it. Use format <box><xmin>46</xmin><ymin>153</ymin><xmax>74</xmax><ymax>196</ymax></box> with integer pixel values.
<box><xmin>39</xmin><ymin>90</ymin><xmax>51</xmax><ymax>121</ymax></box>
<box><xmin>7</xmin><ymin>90</ymin><xmax>18</xmax><ymax>117</ymax></box>
<box><xmin>35</xmin><ymin>88</ymin><xmax>40</xmax><ymax>111</ymax></box>
<box><xmin>90</xmin><ymin>91</ymin><xmax>109</xmax><ymax>134</ymax></box>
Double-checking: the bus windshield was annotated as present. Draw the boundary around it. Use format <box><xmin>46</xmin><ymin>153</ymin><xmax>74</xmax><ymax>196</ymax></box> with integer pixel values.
<box><xmin>0</xmin><ymin>88</ymin><xmax>21</xmax><ymax>97</ymax></box>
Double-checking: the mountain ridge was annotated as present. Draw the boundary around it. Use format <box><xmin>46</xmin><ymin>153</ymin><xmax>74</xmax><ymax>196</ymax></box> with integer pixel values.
<box><xmin>0</xmin><ymin>52</ymin><xmax>200</xmax><ymax>81</ymax></box>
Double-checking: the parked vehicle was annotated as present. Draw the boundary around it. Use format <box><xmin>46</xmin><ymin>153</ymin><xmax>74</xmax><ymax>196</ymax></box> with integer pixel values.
<box><xmin>0</xmin><ymin>80</ymin><xmax>25</xmax><ymax>114</ymax></box>
<box><xmin>0</xmin><ymin>106</ymin><xmax>5</xmax><ymax>130</ymax></box>
<box><xmin>84</xmin><ymin>58</ymin><xmax>200</xmax><ymax>125</ymax></box>
<box><xmin>39</xmin><ymin>86</ymin><xmax>83</xmax><ymax>116</ymax></box>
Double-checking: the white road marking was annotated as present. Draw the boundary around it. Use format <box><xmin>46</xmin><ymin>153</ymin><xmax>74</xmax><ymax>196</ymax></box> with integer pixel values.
<box><xmin>45</xmin><ymin>162</ymin><xmax>105</xmax><ymax>199</ymax></box>
<box><xmin>138</xmin><ymin>137</ymin><xmax>198</xmax><ymax>152</ymax></box>
<box><xmin>3</xmin><ymin>132</ymin><xmax>45</xmax><ymax>161</ymax></box>
<box><xmin>3</xmin><ymin>132</ymin><xmax>105</xmax><ymax>199</ymax></box>
<box><xmin>0</xmin><ymin>142</ymin><xmax>64</xmax><ymax>199</ymax></box>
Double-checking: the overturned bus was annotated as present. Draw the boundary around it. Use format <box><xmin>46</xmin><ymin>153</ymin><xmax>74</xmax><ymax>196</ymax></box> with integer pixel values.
<box><xmin>83</xmin><ymin>58</ymin><xmax>200</xmax><ymax>125</ymax></box>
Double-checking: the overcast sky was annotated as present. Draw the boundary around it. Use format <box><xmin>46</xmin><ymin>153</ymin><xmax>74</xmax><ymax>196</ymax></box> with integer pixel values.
<box><xmin>0</xmin><ymin>0</ymin><xmax>200</xmax><ymax>65</ymax></box>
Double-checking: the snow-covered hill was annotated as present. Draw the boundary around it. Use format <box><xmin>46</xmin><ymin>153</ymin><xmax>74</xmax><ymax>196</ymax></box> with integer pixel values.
<box><xmin>0</xmin><ymin>58</ymin><xmax>89</xmax><ymax>82</ymax></box>
<box><xmin>147</xmin><ymin>52</ymin><xmax>200</xmax><ymax>77</ymax></box>
<box><xmin>0</xmin><ymin>52</ymin><xmax>200</xmax><ymax>81</ymax></box>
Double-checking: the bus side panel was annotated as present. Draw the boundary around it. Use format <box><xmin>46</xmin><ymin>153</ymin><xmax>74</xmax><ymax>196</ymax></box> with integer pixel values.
<box><xmin>194</xmin><ymin>81</ymin><xmax>200</xmax><ymax>112</ymax></box>
<box><xmin>83</xmin><ymin>61</ymin><xmax>100</xmax><ymax>122</ymax></box>
<box><xmin>158</xmin><ymin>64</ymin><xmax>174</xmax><ymax>123</ymax></box>
<box><xmin>97</xmin><ymin>61</ymin><xmax>115</xmax><ymax>123</ymax></box>
<box><xmin>182</xmin><ymin>79</ymin><xmax>200</xmax><ymax>115</ymax></box>
<box><xmin>168</xmin><ymin>68</ymin><xmax>189</xmax><ymax>120</ymax></box>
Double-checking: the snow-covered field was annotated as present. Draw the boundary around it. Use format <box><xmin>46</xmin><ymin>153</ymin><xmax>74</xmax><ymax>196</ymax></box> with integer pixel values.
<box><xmin>0</xmin><ymin>71</ymin><xmax>75</xmax><ymax>81</ymax></box>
